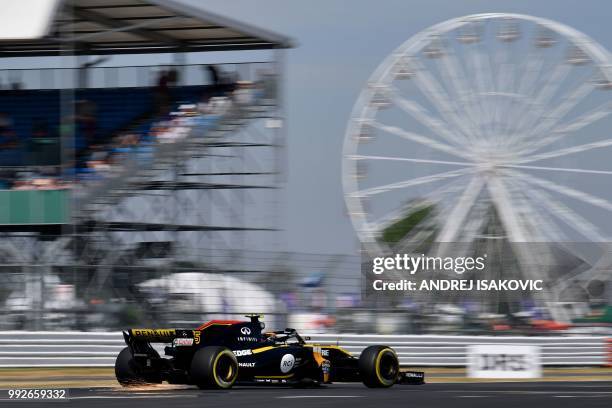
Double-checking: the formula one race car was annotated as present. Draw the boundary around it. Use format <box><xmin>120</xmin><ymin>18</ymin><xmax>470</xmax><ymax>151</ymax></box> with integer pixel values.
<box><xmin>115</xmin><ymin>315</ymin><xmax>424</xmax><ymax>389</ymax></box>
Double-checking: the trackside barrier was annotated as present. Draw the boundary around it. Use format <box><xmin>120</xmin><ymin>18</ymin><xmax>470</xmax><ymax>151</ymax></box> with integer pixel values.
<box><xmin>0</xmin><ymin>332</ymin><xmax>607</xmax><ymax>367</ymax></box>
<box><xmin>307</xmin><ymin>334</ymin><xmax>609</xmax><ymax>367</ymax></box>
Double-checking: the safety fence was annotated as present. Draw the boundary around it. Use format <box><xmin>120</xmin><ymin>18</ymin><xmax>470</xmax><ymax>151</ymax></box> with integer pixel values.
<box><xmin>0</xmin><ymin>332</ymin><xmax>608</xmax><ymax>368</ymax></box>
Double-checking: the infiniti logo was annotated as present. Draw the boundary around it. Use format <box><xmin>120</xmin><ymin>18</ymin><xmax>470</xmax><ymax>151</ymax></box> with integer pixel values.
<box><xmin>240</xmin><ymin>327</ymin><xmax>251</xmax><ymax>335</ymax></box>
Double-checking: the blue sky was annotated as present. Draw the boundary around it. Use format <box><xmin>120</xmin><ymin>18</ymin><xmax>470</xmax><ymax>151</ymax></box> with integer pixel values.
<box><xmin>180</xmin><ymin>0</ymin><xmax>612</xmax><ymax>255</ymax></box>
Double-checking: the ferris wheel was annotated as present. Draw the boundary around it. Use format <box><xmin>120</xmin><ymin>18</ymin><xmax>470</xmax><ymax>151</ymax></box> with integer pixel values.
<box><xmin>342</xmin><ymin>14</ymin><xmax>612</xmax><ymax>311</ymax></box>
<box><xmin>343</xmin><ymin>13</ymin><xmax>612</xmax><ymax>252</ymax></box>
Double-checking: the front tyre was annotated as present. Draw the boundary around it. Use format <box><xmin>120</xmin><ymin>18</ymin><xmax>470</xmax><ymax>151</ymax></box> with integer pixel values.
<box><xmin>115</xmin><ymin>347</ymin><xmax>160</xmax><ymax>386</ymax></box>
<box><xmin>359</xmin><ymin>345</ymin><xmax>399</xmax><ymax>388</ymax></box>
<box><xmin>190</xmin><ymin>346</ymin><xmax>238</xmax><ymax>389</ymax></box>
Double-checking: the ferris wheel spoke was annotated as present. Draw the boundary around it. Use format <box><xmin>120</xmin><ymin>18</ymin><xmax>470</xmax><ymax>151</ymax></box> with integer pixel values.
<box><xmin>435</xmin><ymin>50</ymin><xmax>486</xmax><ymax>141</ymax></box>
<box><xmin>394</xmin><ymin>225</ymin><xmax>439</xmax><ymax>255</ymax></box>
<box><xmin>482</xmin><ymin>39</ymin><xmax>503</xmax><ymax>137</ymax></box>
<box><xmin>514</xmin><ymin>101</ymin><xmax>612</xmax><ymax>155</ymax></box>
<box><xmin>394</xmin><ymin>185</ymin><xmax>466</xmax><ymax>251</ymax></box>
<box><xmin>369</xmin><ymin>120</ymin><xmax>475</xmax><ymax>160</ymax></box>
<box><xmin>353</xmin><ymin>167</ymin><xmax>475</xmax><ymax>197</ymax></box>
<box><xmin>467</xmin><ymin>45</ymin><xmax>496</xmax><ymax>134</ymax></box>
<box><xmin>436</xmin><ymin>176</ymin><xmax>485</xmax><ymax>243</ymax></box>
<box><xmin>494</xmin><ymin>42</ymin><xmax>518</xmax><ymax>137</ymax></box>
<box><xmin>523</xmin><ymin>62</ymin><xmax>571</xmax><ymax>123</ymax></box>
<box><xmin>390</xmin><ymin>90</ymin><xmax>471</xmax><ymax>146</ymax></box>
<box><xmin>477</xmin><ymin>40</ymin><xmax>497</xmax><ymax>93</ymax></box>
<box><xmin>367</xmin><ymin>205</ymin><xmax>421</xmax><ymax>236</ymax></box>
<box><xmin>509</xmin><ymin>169</ymin><xmax>612</xmax><ymax>213</ymax></box>
<box><xmin>499</xmin><ymin>49</ymin><xmax>546</xmax><ymax>145</ymax></box>
<box><xmin>508</xmin><ymin>63</ymin><xmax>572</xmax><ymax>146</ymax></box>
<box><xmin>505</xmin><ymin>180</ymin><xmax>562</xmax><ymax>241</ymax></box>
<box><xmin>349</xmin><ymin>154</ymin><xmax>473</xmax><ymax>167</ymax></box>
<box><xmin>502</xmin><ymin>163</ymin><xmax>612</xmax><ymax>176</ymax></box>
<box><xmin>410</xmin><ymin>59</ymin><xmax>475</xmax><ymax>141</ymax></box>
<box><xmin>504</xmin><ymin>180</ymin><xmax>557</xmax><ymax>241</ymax></box>
<box><xmin>457</xmin><ymin>201</ymin><xmax>489</xmax><ymax>243</ymax></box>
<box><xmin>486</xmin><ymin>176</ymin><xmax>530</xmax><ymax>242</ymax></box>
<box><xmin>518</xmin><ymin>138</ymin><xmax>612</xmax><ymax>163</ymax></box>
<box><xmin>487</xmin><ymin>176</ymin><xmax>555</xmax><ymax>302</ymax></box>
<box><xmin>526</xmin><ymin>80</ymin><xmax>594</xmax><ymax>139</ymax></box>
<box><xmin>367</xmin><ymin>177</ymin><xmax>468</xmax><ymax>233</ymax></box>
<box><xmin>515</xmin><ymin>180</ymin><xmax>608</xmax><ymax>242</ymax></box>
<box><xmin>517</xmin><ymin>50</ymin><xmax>546</xmax><ymax>98</ymax></box>
<box><xmin>553</xmin><ymin>101</ymin><xmax>612</xmax><ymax>133</ymax></box>
<box><xmin>494</xmin><ymin>45</ymin><xmax>510</xmax><ymax>92</ymax></box>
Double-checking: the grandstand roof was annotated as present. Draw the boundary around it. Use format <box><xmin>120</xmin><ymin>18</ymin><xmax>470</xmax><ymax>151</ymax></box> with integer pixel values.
<box><xmin>0</xmin><ymin>0</ymin><xmax>292</xmax><ymax>57</ymax></box>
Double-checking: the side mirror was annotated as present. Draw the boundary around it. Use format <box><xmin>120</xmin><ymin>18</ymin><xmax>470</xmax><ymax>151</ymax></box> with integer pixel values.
<box><xmin>304</xmin><ymin>336</ymin><xmax>311</xmax><ymax>341</ymax></box>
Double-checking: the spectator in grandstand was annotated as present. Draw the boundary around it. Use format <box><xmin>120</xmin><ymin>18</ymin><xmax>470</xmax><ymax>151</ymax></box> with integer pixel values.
<box><xmin>31</xmin><ymin>176</ymin><xmax>60</xmax><ymax>190</ymax></box>
<box><xmin>0</xmin><ymin>169</ymin><xmax>15</xmax><ymax>189</ymax></box>
<box><xmin>155</xmin><ymin>70</ymin><xmax>171</xmax><ymax>114</ymax></box>
<box><xmin>199</xmin><ymin>96</ymin><xmax>232</xmax><ymax>116</ymax></box>
<box><xmin>28</xmin><ymin>117</ymin><xmax>53</xmax><ymax>166</ymax></box>
<box><xmin>155</xmin><ymin>120</ymin><xmax>185</xmax><ymax>144</ymax></box>
<box><xmin>124</xmin><ymin>132</ymin><xmax>140</xmax><ymax>147</ymax></box>
<box><xmin>206</xmin><ymin>65</ymin><xmax>220</xmax><ymax>87</ymax></box>
<box><xmin>0</xmin><ymin>112</ymin><xmax>17</xmax><ymax>148</ymax></box>
<box><xmin>115</xmin><ymin>132</ymin><xmax>141</xmax><ymax>153</ymax></box>
<box><xmin>167</xmin><ymin>68</ymin><xmax>179</xmax><ymax>86</ymax></box>
<box><xmin>11</xmin><ymin>166</ymin><xmax>66</xmax><ymax>190</ymax></box>
<box><xmin>233</xmin><ymin>81</ymin><xmax>255</xmax><ymax>106</ymax></box>
<box><xmin>31</xmin><ymin>117</ymin><xmax>50</xmax><ymax>140</ymax></box>
<box><xmin>75</xmin><ymin>99</ymin><xmax>97</xmax><ymax>149</ymax></box>
<box><xmin>85</xmin><ymin>148</ymin><xmax>112</xmax><ymax>178</ymax></box>
<box><xmin>12</xmin><ymin>180</ymin><xmax>30</xmax><ymax>190</ymax></box>
<box><xmin>157</xmin><ymin>69</ymin><xmax>169</xmax><ymax>89</ymax></box>
<box><xmin>0</xmin><ymin>112</ymin><xmax>13</xmax><ymax>132</ymax></box>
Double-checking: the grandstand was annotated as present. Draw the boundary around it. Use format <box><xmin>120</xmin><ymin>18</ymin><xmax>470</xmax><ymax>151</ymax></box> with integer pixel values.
<box><xmin>0</xmin><ymin>0</ymin><xmax>291</xmax><ymax>329</ymax></box>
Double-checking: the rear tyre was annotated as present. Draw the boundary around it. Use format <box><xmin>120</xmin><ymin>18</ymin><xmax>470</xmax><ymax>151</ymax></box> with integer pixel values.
<box><xmin>359</xmin><ymin>345</ymin><xmax>399</xmax><ymax>388</ymax></box>
<box><xmin>115</xmin><ymin>347</ymin><xmax>160</xmax><ymax>386</ymax></box>
<box><xmin>190</xmin><ymin>346</ymin><xmax>238</xmax><ymax>389</ymax></box>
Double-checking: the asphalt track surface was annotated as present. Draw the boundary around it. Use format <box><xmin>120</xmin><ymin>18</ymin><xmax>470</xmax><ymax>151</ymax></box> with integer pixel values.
<box><xmin>3</xmin><ymin>382</ymin><xmax>612</xmax><ymax>408</ymax></box>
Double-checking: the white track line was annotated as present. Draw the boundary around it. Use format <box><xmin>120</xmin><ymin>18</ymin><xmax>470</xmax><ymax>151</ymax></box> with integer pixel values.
<box><xmin>276</xmin><ymin>395</ymin><xmax>363</xmax><ymax>399</ymax></box>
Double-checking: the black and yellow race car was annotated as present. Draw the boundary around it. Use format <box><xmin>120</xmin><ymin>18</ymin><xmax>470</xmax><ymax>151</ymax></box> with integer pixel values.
<box><xmin>115</xmin><ymin>315</ymin><xmax>424</xmax><ymax>389</ymax></box>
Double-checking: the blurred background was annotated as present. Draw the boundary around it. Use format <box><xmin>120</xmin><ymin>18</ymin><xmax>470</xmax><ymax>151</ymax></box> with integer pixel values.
<box><xmin>0</xmin><ymin>0</ymin><xmax>610</xmax><ymax>348</ymax></box>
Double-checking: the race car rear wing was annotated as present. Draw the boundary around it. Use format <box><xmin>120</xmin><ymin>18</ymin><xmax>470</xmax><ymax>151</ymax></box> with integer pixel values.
<box><xmin>122</xmin><ymin>329</ymin><xmax>200</xmax><ymax>358</ymax></box>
